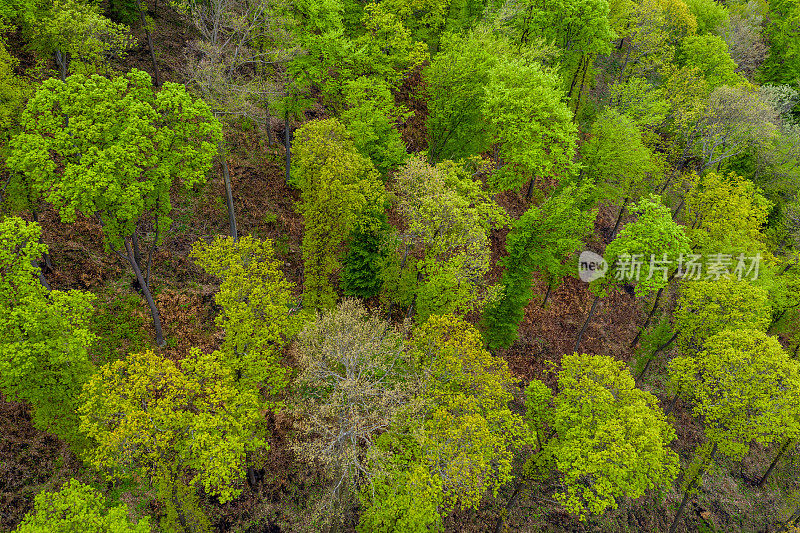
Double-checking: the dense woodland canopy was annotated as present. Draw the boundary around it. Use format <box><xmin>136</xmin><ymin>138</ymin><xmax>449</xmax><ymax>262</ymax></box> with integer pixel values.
<box><xmin>0</xmin><ymin>0</ymin><xmax>799</xmax><ymax>530</ymax></box>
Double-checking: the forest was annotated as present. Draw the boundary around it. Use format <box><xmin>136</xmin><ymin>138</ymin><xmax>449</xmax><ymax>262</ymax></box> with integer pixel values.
<box><xmin>0</xmin><ymin>0</ymin><xmax>799</xmax><ymax>530</ymax></box>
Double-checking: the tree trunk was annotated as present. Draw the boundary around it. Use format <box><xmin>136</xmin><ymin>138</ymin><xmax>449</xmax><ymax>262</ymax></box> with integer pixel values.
<box><xmin>265</xmin><ymin>106</ymin><xmax>274</xmax><ymax>146</ymax></box>
<box><xmin>541</xmin><ymin>280</ymin><xmax>553</xmax><ymax>308</ymax></box>
<box><xmin>672</xmin><ymin>194</ymin><xmax>687</xmax><ymax>220</ymax></box>
<box><xmin>758</xmin><ymin>438</ymin><xmax>793</xmax><ymax>488</ymax></box>
<box><xmin>631</xmin><ymin>286</ymin><xmax>664</xmax><ymax>347</ymax></box>
<box><xmin>284</xmin><ymin>112</ymin><xmax>292</xmax><ymax>184</ymax></box>
<box><xmin>768</xmin><ymin>309</ymin><xmax>787</xmax><ymax>333</ymax></box>
<box><xmin>493</xmin><ymin>480</ymin><xmax>526</xmax><ymax>533</ymax></box>
<box><xmin>566</xmin><ymin>56</ymin><xmax>585</xmax><ymax>100</ymax></box>
<box><xmin>669</xmin><ymin>487</ymin><xmax>693</xmax><ymax>533</ymax></box>
<box><xmin>638</xmin><ymin>330</ymin><xmax>678</xmax><ymax>381</ymax></box>
<box><xmin>665</xmin><ymin>390</ymin><xmax>680</xmax><ymax>415</ymax></box>
<box><xmin>132</xmin><ymin>232</ymin><xmax>143</xmax><ymax>269</ymax></box>
<box><xmin>610</xmin><ymin>197</ymin><xmax>629</xmax><ymax>242</ymax></box>
<box><xmin>525</xmin><ymin>177</ymin><xmax>536</xmax><ymax>201</ymax></box>
<box><xmin>55</xmin><ymin>50</ymin><xmax>69</xmax><ymax>81</ymax></box>
<box><xmin>31</xmin><ymin>210</ymin><xmax>53</xmax><ymax>271</ymax></box>
<box><xmin>138</xmin><ymin>3</ymin><xmax>161</xmax><ymax>87</ymax></box>
<box><xmin>573</xmin><ymin>56</ymin><xmax>590</xmax><ymax>119</ymax></box>
<box><xmin>574</xmin><ymin>294</ymin><xmax>600</xmax><ymax>352</ymax></box>
<box><xmin>145</xmin><ymin>214</ymin><xmax>159</xmax><ymax>287</ymax></box>
<box><xmin>125</xmin><ymin>237</ymin><xmax>166</xmax><ymax>347</ymax></box>
<box><xmin>669</xmin><ymin>443</ymin><xmax>717</xmax><ymax>533</ymax></box>
<box><xmin>219</xmin><ymin>142</ymin><xmax>238</xmax><ymax>242</ymax></box>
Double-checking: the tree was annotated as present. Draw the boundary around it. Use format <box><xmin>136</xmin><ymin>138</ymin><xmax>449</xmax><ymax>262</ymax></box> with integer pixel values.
<box><xmin>502</xmin><ymin>0</ymin><xmax>615</xmax><ymax>82</ymax></box>
<box><xmin>14</xmin><ymin>479</ymin><xmax>150</xmax><ymax>532</ymax></box>
<box><xmin>576</xmin><ymin>195</ymin><xmax>691</xmax><ymax>350</ymax></box>
<box><xmin>696</xmin><ymin>85</ymin><xmax>779</xmax><ymax>172</ymax></box>
<box><xmin>387</xmin><ymin>155</ymin><xmax>507</xmax><ymax>322</ymax></box>
<box><xmin>179</xmin><ymin>0</ymin><xmax>287</xmax><ymax>240</ymax></box>
<box><xmin>667</xmin><ymin>329</ymin><xmax>800</xmax><ymax>531</ymax></box>
<box><xmin>28</xmin><ymin>0</ymin><xmax>135</xmax><ymax>80</ymax></box>
<box><xmin>661</xmin><ymin>64</ymin><xmax>709</xmax><ymax>175</ymax></box>
<box><xmin>79</xmin><ymin>348</ymin><xmax>265</xmax><ymax>529</ymax></box>
<box><xmin>672</xmin><ymin>276</ymin><xmax>771</xmax><ymax>353</ymax></box>
<box><xmin>678</xmin><ymin>34</ymin><xmax>743</xmax><ymax>89</ymax></box>
<box><xmin>0</xmin><ymin>37</ymin><xmax>28</xmax><ymax>150</ymax></box>
<box><xmin>190</xmin><ymin>235</ymin><xmax>299</xmax><ymax>400</ymax></box>
<box><xmin>482</xmin><ymin>56</ymin><xmax>579</xmax><ymax>198</ymax></box>
<box><xmin>0</xmin><ymin>217</ymin><xmax>96</xmax><ymax>451</ymax></box>
<box><xmin>759</xmin><ymin>0</ymin><xmax>800</xmax><ymax>85</ymax></box>
<box><xmin>425</xmin><ymin>30</ymin><xmax>497</xmax><ymax>162</ymax></box>
<box><xmin>292</xmin><ymin>299</ymin><xmax>408</xmax><ymax>522</ymax></box>
<box><xmin>684</xmin><ymin>0</ymin><xmax>729</xmax><ymax>34</ymax></box>
<box><xmin>341</xmin><ymin>211</ymin><xmax>392</xmax><ymax>299</ymax></box>
<box><xmin>525</xmin><ymin>352</ymin><xmax>679</xmax><ymax>520</ymax></box>
<box><xmin>358</xmin><ymin>315</ymin><xmax>526</xmax><ymax>529</ymax></box>
<box><xmin>579</xmin><ymin>107</ymin><xmax>660</xmax><ymax>235</ymax></box>
<box><xmin>722</xmin><ymin>0</ymin><xmax>768</xmax><ymax>79</ymax></box>
<box><xmin>483</xmin><ymin>181</ymin><xmax>596</xmax><ymax>348</ymax></box>
<box><xmin>292</xmin><ymin>118</ymin><xmax>385</xmax><ymax>309</ymax></box>
<box><xmin>683</xmin><ymin>171</ymin><xmax>772</xmax><ymax>254</ymax></box>
<box><xmin>410</xmin><ymin>315</ymin><xmax>527</xmax><ymax>512</ymax></box>
<box><xmin>6</xmin><ymin>70</ymin><xmax>222</xmax><ymax>346</ymax></box>
<box><xmin>607</xmin><ymin>76</ymin><xmax>669</xmax><ymax>130</ymax></box>
<box><xmin>340</xmin><ymin>76</ymin><xmax>410</xmax><ymax>176</ymax></box>
<box><xmin>616</xmin><ymin>0</ymin><xmax>675</xmax><ymax>81</ymax></box>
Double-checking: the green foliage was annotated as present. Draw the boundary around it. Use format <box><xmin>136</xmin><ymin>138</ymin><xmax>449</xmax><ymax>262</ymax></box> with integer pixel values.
<box><xmin>608</xmin><ymin>76</ymin><xmax>669</xmax><ymax>129</ymax></box>
<box><xmin>409</xmin><ymin>315</ymin><xmax>528</xmax><ymax>511</ymax></box>
<box><xmin>6</xmin><ymin>69</ymin><xmax>222</xmax><ymax>249</ymax></box>
<box><xmin>190</xmin><ymin>235</ymin><xmax>298</xmax><ymax>399</ymax></box>
<box><xmin>79</xmin><ymin>348</ymin><xmax>266</xmax><ymax>504</ymax></box>
<box><xmin>505</xmin><ymin>0</ymin><xmax>615</xmax><ymax>81</ymax></box>
<box><xmin>684</xmin><ymin>0</ymin><xmax>729</xmax><ymax>34</ymax></box>
<box><xmin>601</xmin><ymin>195</ymin><xmax>691</xmax><ymax>296</ymax></box>
<box><xmin>669</xmin><ymin>329</ymin><xmax>800</xmax><ymax>459</ymax></box>
<box><xmin>293</xmin><ymin>118</ymin><xmax>385</xmax><ymax>309</ymax></box>
<box><xmin>350</xmin><ymin>3</ymin><xmax>428</xmax><ymax>88</ymax></box>
<box><xmin>378</xmin><ymin>0</ymin><xmax>451</xmax><ymax>50</ymax></box>
<box><xmin>29</xmin><ymin>0</ymin><xmax>135</xmax><ymax>77</ymax></box>
<box><xmin>684</xmin><ymin>171</ymin><xmax>772</xmax><ymax>254</ymax></box>
<box><xmin>678</xmin><ymin>34</ymin><xmax>743</xmax><ymax>89</ymax></box>
<box><xmin>0</xmin><ymin>217</ymin><xmax>96</xmax><ymax>451</ymax></box>
<box><xmin>759</xmin><ymin>0</ymin><xmax>800</xmax><ymax>84</ymax></box>
<box><xmin>340</xmin><ymin>76</ymin><xmax>409</xmax><ymax>175</ymax></box>
<box><xmin>579</xmin><ymin>108</ymin><xmax>659</xmax><ymax>203</ymax></box>
<box><xmin>673</xmin><ymin>276</ymin><xmax>771</xmax><ymax>353</ymax></box>
<box><xmin>483</xmin><ymin>181</ymin><xmax>596</xmax><ymax>348</ymax></box>
<box><xmin>389</xmin><ymin>156</ymin><xmax>508</xmax><ymax>321</ymax></box>
<box><xmin>0</xmin><ymin>38</ymin><xmax>28</xmax><ymax>149</ymax></box>
<box><xmin>14</xmin><ymin>479</ymin><xmax>150</xmax><ymax>532</ymax></box>
<box><xmin>483</xmin><ymin>57</ymin><xmax>579</xmax><ymax>193</ymax></box>
<box><xmin>90</xmin><ymin>290</ymin><xmax>148</xmax><ymax>364</ymax></box>
<box><xmin>535</xmin><ymin>352</ymin><xmax>679</xmax><ymax>520</ymax></box>
<box><xmin>155</xmin><ymin>477</ymin><xmax>211</xmax><ymax>533</ymax></box>
<box><xmin>341</xmin><ymin>212</ymin><xmax>391</xmax><ymax>299</ymax></box>
<box><xmin>357</xmin><ymin>459</ymin><xmax>443</xmax><ymax>532</ymax></box>
<box><xmin>632</xmin><ymin>312</ymin><xmax>674</xmax><ymax>375</ymax></box>
<box><xmin>425</xmin><ymin>30</ymin><xmax>497</xmax><ymax>161</ymax></box>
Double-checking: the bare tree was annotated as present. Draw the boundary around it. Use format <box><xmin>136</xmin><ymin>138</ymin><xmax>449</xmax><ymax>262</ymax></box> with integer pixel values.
<box><xmin>698</xmin><ymin>85</ymin><xmax>779</xmax><ymax>171</ymax></box>
<box><xmin>291</xmin><ymin>299</ymin><xmax>410</xmax><ymax>523</ymax></box>
<box><xmin>722</xmin><ymin>0</ymin><xmax>768</xmax><ymax>79</ymax></box>
<box><xmin>178</xmin><ymin>0</ymin><xmax>291</xmax><ymax>240</ymax></box>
